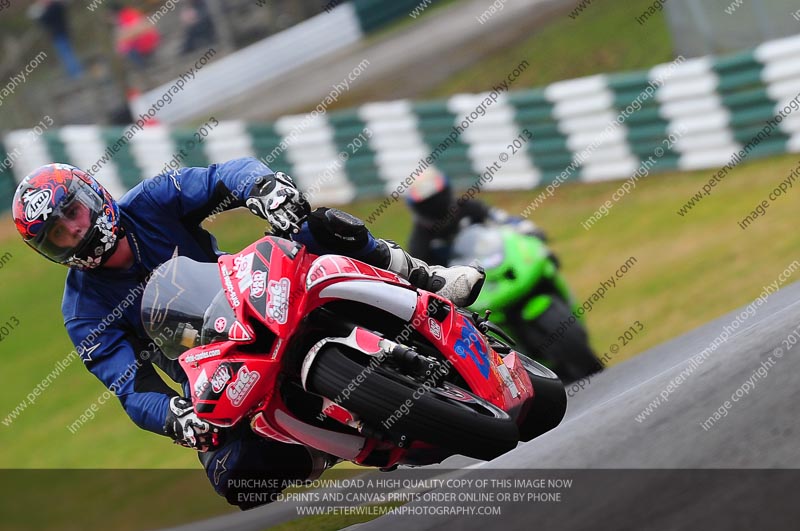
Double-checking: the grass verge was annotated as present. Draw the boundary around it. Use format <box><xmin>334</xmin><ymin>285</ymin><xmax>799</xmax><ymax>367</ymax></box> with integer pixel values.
<box><xmin>423</xmin><ymin>0</ymin><xmax>674</xmax><ymax>98</ymax></box>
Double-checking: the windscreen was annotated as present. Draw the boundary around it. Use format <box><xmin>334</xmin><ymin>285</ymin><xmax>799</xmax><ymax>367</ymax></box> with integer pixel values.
<box><xmin>140</xmin><ymin>256</ymin><xmax>233</xmax><ymax>359</ymax></box>
<box><xmin>449</xmin><ymin>225</ymin><xmax>505</xmax><ymax>269</ymax></box>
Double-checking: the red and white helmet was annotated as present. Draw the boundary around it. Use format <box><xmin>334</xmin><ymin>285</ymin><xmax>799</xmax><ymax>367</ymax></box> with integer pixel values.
<box><xmin>406</xmin><ymin>166</ymin><xmax>453</xmax><ymax>221</ymax></box>
<box><xmin>12</xmin><ymin>164</ymin><xmax>121</xmax><ymax>269</ymax></box>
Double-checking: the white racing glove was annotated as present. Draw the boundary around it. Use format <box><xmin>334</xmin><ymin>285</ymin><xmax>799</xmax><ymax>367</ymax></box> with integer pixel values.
<box><xmin>164</xmin><ymin>396</ymin><xmax>220</xmax><ymax>452</ymax></box>
<box><xmin>246</xmin><ymin>171</ymin><xmax>311</xmax><ymax>236</ymax></box>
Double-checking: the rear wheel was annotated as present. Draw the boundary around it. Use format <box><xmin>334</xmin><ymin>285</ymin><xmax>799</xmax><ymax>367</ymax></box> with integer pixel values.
<box><xmin>306</xmin><ymin>344</ymin><xmax>520</xmax><ymax>461</ymax></box>
<box><xmin>515</xmin><ymin>298</ymin><xmax>603</xmax><ymax>383</ymax></box>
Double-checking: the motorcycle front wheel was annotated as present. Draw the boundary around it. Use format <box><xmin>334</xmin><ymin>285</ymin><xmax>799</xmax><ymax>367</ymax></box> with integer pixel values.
<box><xmin>306</xmin><ymin>343</ymin><xmax>520</xmax><ymax>461</ymax></box>
<box><xmin>513</xmin><ymin>353</ymin><xmax>567</xmax><ymax>441</ymax></box>
<box><xmin>515</xmin><ymin>298</ymin><xmax>604</xmax><ymax>383</ymax></box>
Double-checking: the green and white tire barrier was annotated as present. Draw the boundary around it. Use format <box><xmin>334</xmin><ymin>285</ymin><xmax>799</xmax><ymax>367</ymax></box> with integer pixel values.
<box><xmin>3</xmin><ymin>33</ymin><xmax>800</xmax><ymax>212</ymax></box>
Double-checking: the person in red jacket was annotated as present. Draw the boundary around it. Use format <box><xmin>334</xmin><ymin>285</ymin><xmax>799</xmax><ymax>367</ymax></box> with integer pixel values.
<box><xmin>109</xmin><ymin>2</ymin><xmax>160</xmax><ymax>68</ymax></box>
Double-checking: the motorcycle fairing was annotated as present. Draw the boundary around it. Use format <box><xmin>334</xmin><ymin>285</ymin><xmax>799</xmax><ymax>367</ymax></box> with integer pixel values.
<box><xmin>306</xmin><ymin>255</ymin><xmax>409</xmax><ymax>290</ymax></box>
<box><xmin>410</xmin><ymin>291</ymin><xmax>535</xmax><ymax>414</ymax></box>
<box><xmin>180</xmin><ymin>340</ymin><xmax>280</xmax><ymax>427</ymax></box>
<box><xmin>172</xmin><ymin>235</ymin><xmax>539</xmax><ymax>466</ymax></box>
<box><xmin>218</xmin><ymin>236</ymin><xmax>310</xmax><ymax>339</ymax></box>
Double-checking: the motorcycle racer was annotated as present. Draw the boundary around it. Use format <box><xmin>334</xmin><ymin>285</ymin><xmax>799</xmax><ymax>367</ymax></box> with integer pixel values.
<box><xmin>406</xmin><ymin>166</ymin><xmax>547</xmax><ymax>265</ymax></box>
<box><xmin>11</xmin><ymin>158</ymin><xmax>485</xmax><ymax>509</ymax></box>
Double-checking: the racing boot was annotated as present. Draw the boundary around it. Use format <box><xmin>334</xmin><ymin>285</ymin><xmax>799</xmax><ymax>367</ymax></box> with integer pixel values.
<box><xmin>376</xmin><ymin>239</ymin><xmax>485</xmax><ymax>307</ymax></box>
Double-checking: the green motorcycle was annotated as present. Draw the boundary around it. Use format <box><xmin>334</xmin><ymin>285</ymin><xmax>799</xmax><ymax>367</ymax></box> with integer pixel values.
<box><xmin>449</xmin><ymin>224</ymin><xmax>603</xmax><ymax>383</ymax></box>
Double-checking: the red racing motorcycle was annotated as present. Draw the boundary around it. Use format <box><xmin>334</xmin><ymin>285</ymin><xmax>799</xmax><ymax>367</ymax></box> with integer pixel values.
<box><xmin>140</xmin><ymin>235</ymin><xmax>566</xmax><ymax>466</ymax></box>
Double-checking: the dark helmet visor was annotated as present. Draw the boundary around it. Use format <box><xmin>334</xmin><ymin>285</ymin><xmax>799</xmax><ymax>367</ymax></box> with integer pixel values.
<box><xmin>31</xmin><ymin>186</ymin><xmax>103</xmax><ymax>263</ymax></box>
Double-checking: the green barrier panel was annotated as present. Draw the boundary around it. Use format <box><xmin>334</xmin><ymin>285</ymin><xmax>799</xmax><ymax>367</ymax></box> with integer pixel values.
<box><xmin>247</xmin><ymin>123</ymin><xmax>290</xmax><ymax>170</ymax></box>
<box><xmin>714</xmin><ymin>51</ymin><xmax>760</xmax><ymax>73</ymax></box>
<box><xmin>529</xmin><ymin>152</ymin><xmax>576</xmax><ymax>172</ymax></box>
<box><xmin>352</xmin><ymin>0</ymin><xmax>423</xmax><ymax>33</ymax></box>
<box><xmin>327</xmin><ymin>108</ymin><xmax>382</xmax><ymax>199</ymax></box>
<box><xmin>729</xmin><ymin>104</ymin><xmax>785</xmax><ymax>127</ymax></box>
<box><xmin>613</xmin><ymin>90</ymin><xmax>661</xmax><ymax>110</ymax></box>
<box><xmin>721</xmin><ymin>87</ymin><xmax>774</xmax><ymax>110</ymax></box>
<box><xmin>716</xmin><ymin>67</ymin><xmax>765</xmax><ymax>93</ymax></box>
<box><xmin>627</xmin><ymin>123</ymin><xmax>671</xmax><ymax>143</ymax></box>
<box><xmin>610</xmin><ymin>70</ymin><xmax>678</xmax><ymax>167</ymax></box>
<box><xmin>509</xmin><ymin>90</ymin><xmax>571</xmax><ymax>180</ymax></box>
<box><xmin>414</xmin><ymin>102</ymin><xmax>473</xmax><ymax>179</ymax></box>
<box><xmin>606</xmin><ymin>71</ymin><xmax>652</xmax><ymax>92</ymax></box>
<box><xmin>643</xmin><ymin>152</ymin><xmax>681</xmax><ymax>172</ymax></box>
<box><xmin>170</xmin><ymin>129</ymin><xmax>211</xmax><ymax>171</ymax></box>
<box><xmin>526</xmin><ymin>137</ymin><xmax>570</xmax><ymax>158</ymax></box>
<box><xmin>417</xmin><ymin>115</ymin><xmax>465</xmax><ymax>134</ymax></box>
<box><xmin>41</xmin><ymin>131</ymin><xmax>73</xmax><ymax>168</ymax></box>
<box><xmin>733</xmin><ymin>125</ymin><xmax>790</xmax><ymax>146</ymax></box>
<box><xmin>411</xmin><ymin>99</ymin><xmax>451</xmax><ymax>116</ymax></box>
<box><xmin>0</xmin><ymin>140</ymin><xmax>17</xmax><ymax>210</ymax></box>
<box><xmin>539</xmin><ymin>167</ymin><xmax>582</xmax><ymax>185</ymax></box>
<box><xmin>100</xmin><ymin>128</ymin><xmax>143</xmax><ymax>189</ymax></box>
<box><xmin>523</xmin><ymin>122</ymin><xmax>562</xmax><ymax>140</ymax></box>
<box><xmin>506</xmin><ymin>89</ymin><xmax>548</xmax><ymax>107</ymax></box>
<box><xmin>736</xmin><ymin>138</ymin><xmax>790</xmax><ymax>158</ymax></box>
<box><xmin>327</xmin><ymin>109</ymin><xmax>362</xmax><ymax>125</ymax></box>
<box><xmin>514</xmin><ymin>107</ymin><xmax>560</xmax><ymax>124</ymax></box>
<box><xmin>620</xmin><ymin>107</ymin><xmax>663</xmax><ymax>125</ymax></box>
<box><xmin>629</xmin><ymin>143</ymin><xmax>683</xmax><ymax>160</ymax></box>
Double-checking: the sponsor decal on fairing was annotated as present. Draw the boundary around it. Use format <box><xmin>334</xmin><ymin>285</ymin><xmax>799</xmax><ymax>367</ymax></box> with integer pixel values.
<box><xmin>428</xmin><ymin>318</ymin><xmax>442</xmax><ymax>340</ymax></box>
<box><xmin>220</xmin><ymin>264</ymin><xmax>240</xmax><ymax>307</ymax></box>
<box><xmin>234</xmin><ymin>253</ymin><xmax>255</xmax><ymax>292</ymax></box>
<box><xmin>184</xmin><ymin>349</ymin><xmax>221</xmax><ymax>363</ymax></box>
<box><xmin>267</xmin><ymin>278</ymin><xmax>290</xmax><ymax>324</ymax></box>
<box><xmin>227</xmin><ymin>321</ymin><xmax>252</xmax><ymax>341</ymax></box>
<box><xmin>211</xmin><ymin>364</ymin><xmax>232</xmax><ymax>393</ymax></box>
<box><xmin>227</xmin><ymin>366</ymin><xmax>260</xmax><ymax>407</ymax></box>
<box><xmin>270</xmin><ymin>338</ymin><xmax>283</xmax><ymax>360</ymax></box>
<box><xmin>250</xmin><ymin>270</ymin><xmax>266</xmax><ymax>298</ymax></box>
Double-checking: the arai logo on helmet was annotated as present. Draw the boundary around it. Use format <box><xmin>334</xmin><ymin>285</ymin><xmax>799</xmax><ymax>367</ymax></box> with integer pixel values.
<box><xmin>22</xmin><ymin>189</ymin><xmax>53</xmax><ymax>222</ymax></box>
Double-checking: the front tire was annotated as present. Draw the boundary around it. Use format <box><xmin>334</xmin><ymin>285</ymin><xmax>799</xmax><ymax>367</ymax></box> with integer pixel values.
<box><xmin>514</xmin><ymin>354</ymin><xmax>567</xmax><ymax>441</ymax></box>
<box><xmin>306</xmin><ymin>344</ymin><xmax>519</xmax><ymax>461</ymax></box>
<box><xmin>514</xmin><ymin>298</ymin><xmax>603</xmax><ymax>383</ymax></box>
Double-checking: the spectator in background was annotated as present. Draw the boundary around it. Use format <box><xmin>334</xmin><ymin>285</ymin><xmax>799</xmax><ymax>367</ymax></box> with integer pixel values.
<box><xmin>180</xmin><ymin>0</ymin><xmax>216</xmax><ymax>54</ymax></box>
<box><xmin>108</xmin><ymin>2</ymin><xmax>161</xmax><ymax>69</ymax></box>
<box><xmin>29</xmin><ymin>0</ymin><xmax>83</xmax><ymax>79</ymax></box>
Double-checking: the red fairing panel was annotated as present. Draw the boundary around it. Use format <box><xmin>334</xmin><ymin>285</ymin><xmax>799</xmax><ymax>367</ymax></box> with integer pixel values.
<box><xmin>180</xmin><ymin>341</ymin><xmax>282</xmax><ymax>428</ymax></box>
<box><xmin>410</xmin><ymin>291</ymin><xmax>534</xmax><ymax>412</ymax></box>
<box><xmin>306</xmin><ymin>255</ymin><xmax>408</xmax><ymax>290</ymax></box>
<box><xmin>219</xmin><ymin>236</ymin><xmax>317</xmax><ymax>337</ymax></box>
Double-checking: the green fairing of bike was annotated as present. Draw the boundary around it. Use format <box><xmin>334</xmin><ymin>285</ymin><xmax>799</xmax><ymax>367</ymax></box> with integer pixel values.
<box><xmin>450</xmin><ymin>224</ymin><xmax>601</xmax><ymax>383</ymax></box>
<box><xmin>464</xmin><ymin>228</ymin><xmax>577</xmax><ymax>322</ymax></box>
